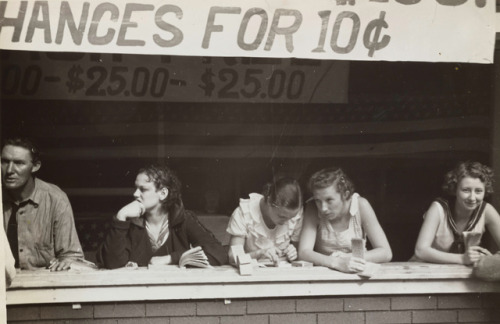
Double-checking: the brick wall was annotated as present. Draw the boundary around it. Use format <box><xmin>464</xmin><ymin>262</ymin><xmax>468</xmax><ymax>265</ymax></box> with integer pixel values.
<box><xmin>7</xmin><ymin>294</ymin><xmax>500</xmax><ymax>324</ymax></box>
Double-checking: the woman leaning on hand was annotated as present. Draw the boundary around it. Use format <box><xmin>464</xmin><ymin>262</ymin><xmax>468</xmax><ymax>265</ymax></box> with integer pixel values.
<box><xmin>97</xmin><ymin>164</ymin><xmax>228</xmax><ymax>269</ymax></box>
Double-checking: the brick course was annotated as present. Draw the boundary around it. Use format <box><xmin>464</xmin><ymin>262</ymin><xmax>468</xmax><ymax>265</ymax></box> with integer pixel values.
<box><xmin>115</xmin><ymin>318</ymin><xmax>168</xmax><ymax>324</ymax></box>
<box><xmin>296</xmin><ymin>297</ymin><xmax>343</xmax><ymax>313</ymax></box>
<box><xmin>7</xmin><ymin>294</ymin><xmax>500</xmax><ymax>323</ymax></box>
<box><xmin>458</xmin><ymin>309</ymin><xmax>500</xmax><ymax>323</ymax></box>
<box><xmin>365</xmin><ymin>310</ymin><xmax>411</xmax><ymax>324</ymax></box>
<box><xmin>318</xmin><ymin>312</ymin><xmax>365</xmax><ymax>324</ymax></box>
<box><xmin>247</xmin><ymin>298</ymin><xmax>295</xmax><ymax>314</ymax></box>
<box><xmin>10</xmin><ymin>321</ymin><xmax>55</xmax><ymax>324</ymax></box>
<box><xmin>481</xmin><ymin>293</ymin><xmax>500</xmax><ymax>308</ymax></box>
<box><xmin>170</xmin><ymin>316</ymin><xmax>219</xmax><ymax>324</ymax></box>
<box><xmin>391</xmin><ymin>296</ymin><xmax>437</xmax><ymax>310</ymax></box>
<box><xmin>197</xmin><ymin>300</ymin><xmax>246</xmax><ymax>316</ymax></box>
<box><xmin>69</xmin><ymin>320</ymin><xmax>118</xmax><ymax>324</ymax></box>
<box><xmin>344</xmin><ymin>297</ymin><xmax>391</xmax><ymax>311</ymax></box>
<box><xmin>94</xmin><ymin>303</ymin><xmax>145</xmax><ymax>318</ymax></box>
<box><xmin>412</xmin><ymin>310</ymin><xmax>457</xmax><ymax>323</ymax></box>
<box><xmin>269</xmin><ymin>313</ymin><xmax>316</xmax><ymax>324</ymax></box>
<box><xmin>438</xmin><ymin>295</ymin><xmax>482</xmax><ymax>309</ymax></box>
<box><xmin>220</xmin><ymin>315</ymin><xmax>269</xmax><ymax>324</ymax></box>
<box><xmin>40</xmin><ymin>304</ymin><xmax>94</xmax><ymax>320</ymax></box>
<box><xmin>146</xmin><ymin>301</ymin><xmax>196</xmax><ymax>317</ymax></box>
<box><xmin>7</xmin><ymin>305</ymin><xmax>41</xmax><ymax>321</ymax></box>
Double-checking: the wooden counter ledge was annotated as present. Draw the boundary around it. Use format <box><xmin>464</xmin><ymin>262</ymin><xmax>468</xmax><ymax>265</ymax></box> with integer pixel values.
<box><xmin>7</xmin><ymin>262</ymin><xmax>500</xmax><ymax>305</ymax></box>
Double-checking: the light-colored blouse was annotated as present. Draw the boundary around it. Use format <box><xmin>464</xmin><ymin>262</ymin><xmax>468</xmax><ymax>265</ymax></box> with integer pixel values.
<box><xmin>227</xmin><ymin>193</ymin><xmax>303</xmax><ymax>259</ymax></box>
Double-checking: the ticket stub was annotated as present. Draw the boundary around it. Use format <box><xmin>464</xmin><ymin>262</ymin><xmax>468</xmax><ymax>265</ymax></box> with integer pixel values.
<box><xmin>351</xmin><ymin>238</ymin><xmax>365</xmax><ymax>259</ymax></box>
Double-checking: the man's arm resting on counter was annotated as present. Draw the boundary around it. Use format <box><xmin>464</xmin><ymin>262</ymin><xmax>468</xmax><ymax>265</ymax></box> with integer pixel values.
<box><xmin>473</xmin><ymin>252</ymin><xmax>500</xmax><ymax>281</ymax></box>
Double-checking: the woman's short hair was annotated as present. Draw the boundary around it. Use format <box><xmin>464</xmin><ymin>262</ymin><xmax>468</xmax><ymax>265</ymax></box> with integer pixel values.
<box><xmin>138</xmin><ymin>164</ymin><xmax>182</xmax><ymax>211</ymax></box>
<box><xmin>308</xmin><ymin>167</ymin><xmax>355</xmax><ymax>200</ymax></box>
<box><xmin>262</xmin><ymin>177</ymin><xmax>302</xmax><ymax>210</ymax></box>
<box><xmin>442</xmin><ymin>161</ymin><xmax>494</xmax><ymax>196</ymax></box>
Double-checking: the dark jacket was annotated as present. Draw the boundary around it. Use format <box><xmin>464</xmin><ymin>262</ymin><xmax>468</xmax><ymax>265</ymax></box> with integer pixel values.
<box><xmin>96</xmin><ymin>201</ymin><xmax>228</xmax><ymax>269</ymax></box>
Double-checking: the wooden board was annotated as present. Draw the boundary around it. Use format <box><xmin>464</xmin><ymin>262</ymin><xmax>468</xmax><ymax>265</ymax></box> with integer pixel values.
<box><xmin>6</xmin><ymin>262</ymin><xmax>500</xmax><ymax>305</ymax></box>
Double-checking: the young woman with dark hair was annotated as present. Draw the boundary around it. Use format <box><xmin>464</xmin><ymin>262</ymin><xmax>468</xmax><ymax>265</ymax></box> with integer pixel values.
<box><xmin>97</xmin><ymin>164</ymin><xmax>228</xmax><ymax>269</ymax></box>
<box><xmin>227</xmin><ymin>177</ymin><xmax>304</xmax><ymax>264</ymax></box>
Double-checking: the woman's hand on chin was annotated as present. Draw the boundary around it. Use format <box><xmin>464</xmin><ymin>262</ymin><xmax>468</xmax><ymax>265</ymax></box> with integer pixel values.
<box><xmin>117</xmin><ymin>201</ymin><xmax>145</xmax><ymax>221</ymax></box>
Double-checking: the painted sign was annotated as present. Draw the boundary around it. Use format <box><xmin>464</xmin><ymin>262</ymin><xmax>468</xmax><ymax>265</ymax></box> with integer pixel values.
<box><xmin>0</xmin><ymin>52</ymin><xmax>348</xmax><ymax>102</ymax></box>
<box><xmin>0</xmin><ymin>0</ymin><xmax>495</xmax><ymax>63</ymax></box>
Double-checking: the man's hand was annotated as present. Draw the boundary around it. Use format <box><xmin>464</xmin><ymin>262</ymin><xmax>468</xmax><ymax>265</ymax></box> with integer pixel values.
<box><xmin>48</xmin><ymin>258</ymin><xmax>73</xmax><ymax>271</ymax></box>
<box><xmin>116</xmin><ymin>201</ymin><xmax>145</xmax><ymax>221</ymax></box>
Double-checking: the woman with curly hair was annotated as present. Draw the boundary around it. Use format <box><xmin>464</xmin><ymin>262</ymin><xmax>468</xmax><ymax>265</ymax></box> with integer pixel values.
<box><xmin>413</xmin><ymin>161</ymin><xmax>500</xmax><ymax>265</ymax></box>
<box><xmin>97</xmin><ymin>164</ymin><xmax>228</xmax><ymax>269</ymax></box>
<box><xmin>298</xmin><ymin>167</ymin><xmax>392</xmax><ymax>273</ymax></box>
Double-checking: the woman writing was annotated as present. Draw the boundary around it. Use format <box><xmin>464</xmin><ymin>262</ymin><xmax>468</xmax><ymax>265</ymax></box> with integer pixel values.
<box><xmin>227</xmin><ymin>177</ymin><xmax>303</xmax><ymax>264</ymax></box>
<box><xmin>97</xmin><ymin>164</ymin><xmax>228</xmax><ymax>269</ymax></box>
<box><xmin>298</xmin><ymin>167</ymin><xmax>392</xmax><ymax>273</ymax></box>
<box><xmin>413</xmin><ymin>161</ymin><xmax>500</xmax><ymax>265</ymax></box>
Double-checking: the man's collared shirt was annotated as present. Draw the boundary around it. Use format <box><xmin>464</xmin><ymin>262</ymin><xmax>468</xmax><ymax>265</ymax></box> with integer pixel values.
<box><xmin>3</xmin><ymin>178</ymin><xmax>83</xmax><ymax>269</ymax></box>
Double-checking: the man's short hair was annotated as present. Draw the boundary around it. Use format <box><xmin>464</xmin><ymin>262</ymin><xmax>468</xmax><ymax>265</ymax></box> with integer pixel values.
<box><xmin>1</xmin><ymin>137</ymin><xmax>41</xmax><ymax>164</ymax></box>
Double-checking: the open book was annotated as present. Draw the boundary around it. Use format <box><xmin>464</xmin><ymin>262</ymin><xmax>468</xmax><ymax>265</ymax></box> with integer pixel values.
<box><xmin>179</xmin><ymin>246</ymin><xmax>212</xmax><ymax>268</ymax></box>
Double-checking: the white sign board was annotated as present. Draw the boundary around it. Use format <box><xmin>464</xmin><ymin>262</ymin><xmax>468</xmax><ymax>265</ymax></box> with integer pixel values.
<box><xmin>0</xmin><ymin>0</ymin><xmax>495</xmax><ymax>63</ymax></box>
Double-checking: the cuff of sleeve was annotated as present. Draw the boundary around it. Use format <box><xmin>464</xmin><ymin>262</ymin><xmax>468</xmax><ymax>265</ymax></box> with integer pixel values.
<box><xmin>226</xmin><ymin>228</ymin><xmax>247</xmax><ymax>237</ymax></box>
<box><xmin>170</xmin><ymin>251</ymin><xmax>181</xmax><ymax>264</ymax></box>
<box><xmin>112</xmin><ymin>215</ymin><xmax>132</xmax><ymax>229</ymax></box>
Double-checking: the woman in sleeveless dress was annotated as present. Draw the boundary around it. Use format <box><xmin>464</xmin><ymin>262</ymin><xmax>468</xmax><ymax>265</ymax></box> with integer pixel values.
<box><xmin>413</xmin><ymin>161</ymin><xmax>500</xmax><ymax>265</ymax></box>
<box><xmin>298</xmin><ymin>167</ymin><xmax>392</xmax><ymax>273</ymax></box>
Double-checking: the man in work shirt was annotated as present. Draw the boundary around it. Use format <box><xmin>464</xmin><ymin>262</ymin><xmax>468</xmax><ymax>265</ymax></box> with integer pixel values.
<box><xmin>2</xmin><ymin>137</ymin><xmax>83</xmax><ymax>271</ymax></box>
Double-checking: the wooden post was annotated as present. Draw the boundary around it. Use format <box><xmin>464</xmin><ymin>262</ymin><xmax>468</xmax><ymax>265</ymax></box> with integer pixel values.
<box><xmin>489</xmin><ymin>49</ymin><xmax>500</xmax><ymax>253</ymax></box>
<box><xmin>492</xmin><ymin>50</ymin><xmax>500</xmax><ymax>211</ymax></box>
<box><xmin>1</xmin><ymin>190</ymin><xmax>7</xmax><ymax>324</ymax></box>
